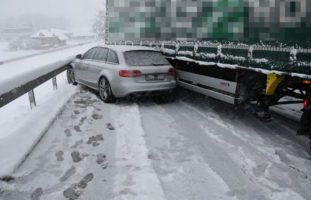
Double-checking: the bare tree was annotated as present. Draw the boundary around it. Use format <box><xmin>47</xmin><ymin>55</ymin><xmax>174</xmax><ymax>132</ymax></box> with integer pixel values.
<box><xmin>92</xmin><ymin>10</ymin><xmax>106</xmax><ymax>40</ymax></box>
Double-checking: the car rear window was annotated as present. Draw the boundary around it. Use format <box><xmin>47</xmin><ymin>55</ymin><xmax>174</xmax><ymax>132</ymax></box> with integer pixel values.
<box><xmin>124</xmin><ymin>50</ymin><xmax>170</xmax><ymax>66</ymax></box>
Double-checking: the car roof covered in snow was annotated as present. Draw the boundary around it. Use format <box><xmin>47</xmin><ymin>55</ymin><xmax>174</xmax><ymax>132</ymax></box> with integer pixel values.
<box><xmin>98</xmin><ymin>45</ymin><xmax>158</xmax><ymax>53</ymax></box>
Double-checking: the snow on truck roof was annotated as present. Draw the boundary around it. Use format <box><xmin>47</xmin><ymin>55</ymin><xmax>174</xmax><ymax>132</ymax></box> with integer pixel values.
<box><xmin>98</xmin><ymin>45</ymin><xmax>158</xmax><ymax>52</ymax></box>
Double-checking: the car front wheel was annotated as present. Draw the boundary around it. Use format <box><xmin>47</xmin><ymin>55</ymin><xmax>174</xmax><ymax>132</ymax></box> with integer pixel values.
<box><xmin>99</xmin><ymin>77</ymin><xmax>115</xmax><ymax>103</ymax></box>
<box><xmin>67</xmin><ymin>67</ymin><xmax>77</xmax><ymax>85</ymax></box>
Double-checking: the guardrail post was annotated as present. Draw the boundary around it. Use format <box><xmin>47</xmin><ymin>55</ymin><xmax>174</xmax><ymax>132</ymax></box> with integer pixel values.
<box><xmin>193</xmin><ymin>42</ymin><xmax>199</xmax><ymax>58</ymax></box>
<box><xmin>289</xmin><ymin>47</ymin><xmax>298</xmax><ymax>66</ymax></box>
<box><xmin>28</xmin><ymin>89</ymin><xmax>36</xmax><ymax>109</ymax></box>
<box><xmin>175</xmin><ymin>42</ymin><xmax>180</xmax><ymax>55</ymax></box>
<box><xmin>216</xmin><ymin>44</ymin><xmax>222</xmax><ymax>62</ymax></box>
<box><xmin>52</xmin><ymin>76</ymin><xmax>58</xmax><ymax>90</ymax></box>
<box><xmin>161</xmin><ymin>42</ymin><xmax>165</xmax><ymax>53</ymax></box>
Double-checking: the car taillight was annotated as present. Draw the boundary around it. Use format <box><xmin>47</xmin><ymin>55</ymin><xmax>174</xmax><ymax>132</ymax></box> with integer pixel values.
<box><xmin>304</xmin><ymin>99</ymin><xmax>309</xmax><ymax>109</ymax></box>
<box><xmin>168</xmin><ymin>68</ymin><xmax>176</xmax><ymax>76</ymax></box>
<box><xmin>119</xmin><ymin>70</ymin><xmax>142</xmax><ymax>77</ymax></box>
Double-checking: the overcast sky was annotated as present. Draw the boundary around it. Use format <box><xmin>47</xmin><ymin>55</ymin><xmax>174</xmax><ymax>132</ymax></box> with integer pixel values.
<box><xmin>0</xmin><ymin>0</ymin><xmax>105</xmax><ymax>31</ymax></box>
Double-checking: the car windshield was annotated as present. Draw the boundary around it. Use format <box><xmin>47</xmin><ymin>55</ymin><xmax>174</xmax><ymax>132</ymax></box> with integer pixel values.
<box><xmin>124</xmin><ymin>50</ymin><xmax>170</xmax><ymax>66</ymax></box>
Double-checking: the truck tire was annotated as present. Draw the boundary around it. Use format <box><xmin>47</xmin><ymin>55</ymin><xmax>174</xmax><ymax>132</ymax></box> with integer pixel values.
<box><xmin>297</xmin><ymin>105</ymin><xmax>311</xmax><ymax>136</ymax></box>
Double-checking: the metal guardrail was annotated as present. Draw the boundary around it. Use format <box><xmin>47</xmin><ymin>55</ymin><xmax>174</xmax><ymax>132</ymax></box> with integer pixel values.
<box><xmin>0</xmin><ymin>63</ymin><xmax>70</xmax><ymax>109</ymax></box>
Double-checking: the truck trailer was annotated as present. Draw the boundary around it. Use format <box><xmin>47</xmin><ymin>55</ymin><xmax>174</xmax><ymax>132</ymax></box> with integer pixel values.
<box><xmin>105</xmin><ymin>0</ymin><xmax>311</xmax><ymax>148</ymax></box>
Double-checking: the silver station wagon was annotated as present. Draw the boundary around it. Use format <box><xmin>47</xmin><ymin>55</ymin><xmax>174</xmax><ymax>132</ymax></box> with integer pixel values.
<box><xmin>67</xmin><ymin>45</ymin><xmax>176</xmax><ymax>102</ymax></box>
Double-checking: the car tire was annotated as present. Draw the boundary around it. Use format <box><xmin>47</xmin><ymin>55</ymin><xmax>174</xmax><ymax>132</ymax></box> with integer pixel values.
<box><xmin>67</xmin><ymin>67</ymin><xmax>77</xmax><ymax>85</ymax></box>
<box><xmin>153</xmin><ymin>93</ymin><xmax>175</xmax><ymax>104</ymax></box>
<box><xmin>98</xmin><ymin>77</ymin><xmax>116</xmax><ymax>103</ymax></box>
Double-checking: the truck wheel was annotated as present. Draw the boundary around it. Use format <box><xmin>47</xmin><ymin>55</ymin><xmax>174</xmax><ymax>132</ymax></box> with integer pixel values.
<box><xmin>153</xmin><ymin>92</ymin><xmax>175</xmax><ymax>104</ymax></box>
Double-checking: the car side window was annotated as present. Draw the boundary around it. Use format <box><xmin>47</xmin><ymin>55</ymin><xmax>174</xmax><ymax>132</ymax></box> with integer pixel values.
<box><xmin>93</xmin><ymin>48</ymin><xmax>109</xmax><ymax>62</ymax></box>
<box><xmin>107</xmin><ymin>49</ymin><xmax>119</xmax><ymax>64</ymax></box>
<box><xmin>83</xmin><ymin>48</ymin><xmax>97</xmax><ymax>60</ymax></box>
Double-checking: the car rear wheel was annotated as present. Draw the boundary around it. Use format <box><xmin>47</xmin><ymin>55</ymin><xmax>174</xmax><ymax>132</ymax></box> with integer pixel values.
<box><xmin>67</xmin><ymin>67</ymin><xmax>77</xmax><ymax>85</ymax></box>
<box><xmin>153</xmin><ymin>92</ymin><xmax>175</xmax><ymax>104</ymax></box>
<box><xmin>99</xmin><ymin>77</ymin><xmax>115</xmax><ymax>103</ymax></box>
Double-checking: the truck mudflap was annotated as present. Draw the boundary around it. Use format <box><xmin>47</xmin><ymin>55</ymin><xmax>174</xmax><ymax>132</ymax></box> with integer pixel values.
<box><xmin>297</xmin><ymin>105</ymin><xmax>311</xmax><ymax>136</ymax></box>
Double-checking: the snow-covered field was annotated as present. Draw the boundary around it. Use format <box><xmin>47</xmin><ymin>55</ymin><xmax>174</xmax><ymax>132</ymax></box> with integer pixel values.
<box><xmin>0</xmin><ymin>42</ymin><xmax>96</xmax><ymax>95</ymax></box>
<box><xmin>0</xmin><ymin>42</ymin><xmax>41</xmax><ymax>62</ymax></box>
<box><xmin>0</xmin><ymin>72</ymin><xmax>78</xmax><ymax>176</ymax></box>
<box><xmin>0</xmin><ymin>87</ymin><xmax>310</xmax><ymax>200</ymax></box>
<box><xmin>0</xmin><ymin>40</ymin><xmax>93</xmax><ymax>62</ymax></box>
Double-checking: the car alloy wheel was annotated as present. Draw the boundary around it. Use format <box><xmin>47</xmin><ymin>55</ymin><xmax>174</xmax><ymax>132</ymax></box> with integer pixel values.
<box><xmin>99</xmin><ymin>78</ymin><xmax>115</xmax><ymax>103</ymax></box>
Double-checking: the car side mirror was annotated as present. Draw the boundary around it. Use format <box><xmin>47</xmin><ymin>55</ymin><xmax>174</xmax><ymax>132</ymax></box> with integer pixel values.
<box><xmin>76</xmin><ymin>54</ymin><xmax>83</xmax><ymax>59</ymax></box>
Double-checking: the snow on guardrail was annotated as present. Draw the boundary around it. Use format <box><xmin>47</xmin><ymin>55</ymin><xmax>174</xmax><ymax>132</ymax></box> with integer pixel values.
<box><xmin>0</xmin><ymin>43</ymin><xmax>96</xmax><ymax>177</ymax></box>
<box><xmin>0</xmin><ymin>43</ymin><xmax>96</xmax><ymax>97</ymax></box>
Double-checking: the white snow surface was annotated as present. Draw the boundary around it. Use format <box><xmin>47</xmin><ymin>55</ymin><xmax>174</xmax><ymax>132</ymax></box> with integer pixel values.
<box><xmin>0</xmin><ymin>89</ymin><xmax>311</xmax><ymax>200</ymax></box>
<box><xmin>32</xmin><ymin>29</ymin><xmax>69</xmax><ymax>40</ymax></box>
<box><xmin>111</xmin><ymin>104</ymin><xmax>167</xmax><ymax>200</ymax></box>
<box><xmin>0</xmin><ymin>44</ymin><xmax>311</xmax><ymax>199</ymax></box>
<box><xmin>0</xmin><ymin>73</ymin><xmax>77</xmax><ymax>176</ymax></box>
<box><xmin>0</xmin><ymin>42</ymin><xmax>42</xmax><ymax>61</ymax></box>
<box><xmin>0</xmin><ymin>43</ymin><xmax>96</xmax><ymax>176</ymax></box>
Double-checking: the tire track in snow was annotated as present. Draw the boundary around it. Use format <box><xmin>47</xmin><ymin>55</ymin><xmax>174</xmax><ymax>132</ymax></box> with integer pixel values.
<box><xmin>138</xmin><ymin>100</ymin><xmax>239</xmax><ymax>200</ymax></box>
<box><xmin>110</xmin><ymin>102</ymin><xmax>166</xmax><ymax>200</ymax></box>
<box><xmin>176</xmin><ymin>98</ymin><xmax>311</xmax><ymax>200</ymax></box>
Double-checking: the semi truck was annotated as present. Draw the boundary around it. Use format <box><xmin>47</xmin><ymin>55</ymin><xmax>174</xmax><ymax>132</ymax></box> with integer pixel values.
<box><xmin>104</xmin><ymin>40</ymin><xmax>311</xmax><ymax>144</ymax></box>
<box><xmin>105</xmin><ymin>0</ymin><xmax>311</xmax><ymax>148</ymax></box>
<box><xmin>159</xmin><ymin>42</ymin><xmax>311</xmax><ymax>141</ymax></box>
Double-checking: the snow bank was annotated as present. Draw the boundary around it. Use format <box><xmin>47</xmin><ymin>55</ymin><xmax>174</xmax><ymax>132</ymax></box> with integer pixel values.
<box><xmin>0</xmin><ymin>73</ymin><xmax>78</xmax><ymax>177</ymax></box>
<box><xmin>112</xmin><ymin>104</ymin><xmax>166</xmax><ymax>200</ymax></box>
<box><xmin>0</xmin><ymin>49</ymin><xmax>42</xmax><ymax>62</ymax></box>
<box><xmin>0</xmin><ymin>58</ymin><xmax>73</xmax><ymax>96</ymax></box>
<box><xmin>0</xmin><ymin>43</ymin><xmax>96</xmax><ymax>177</ymax></box>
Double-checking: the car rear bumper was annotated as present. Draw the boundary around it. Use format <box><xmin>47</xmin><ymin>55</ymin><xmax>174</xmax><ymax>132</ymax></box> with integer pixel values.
<box><xmin>111</xmin><ymin>80</ymin><xmax>176</xmax><ymax>97</ymax></box>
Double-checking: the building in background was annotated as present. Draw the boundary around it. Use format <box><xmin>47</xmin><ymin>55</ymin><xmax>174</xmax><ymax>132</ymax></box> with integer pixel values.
<box><xmin>31</xmin><ymin>29</ymin><xmax>70</xmax><ymax>47</ymax></box>
<box><xmin>0</xmin><ymin>27</ymin><xmax>34</xmax><ymax>41</ymax></box>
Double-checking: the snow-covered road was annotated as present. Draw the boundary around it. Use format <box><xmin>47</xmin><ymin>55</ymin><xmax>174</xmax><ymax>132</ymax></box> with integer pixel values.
<box><xmin>1</xmin><ymin>88</ymin><xmax>311</xmax><ymax>200</ymax></box>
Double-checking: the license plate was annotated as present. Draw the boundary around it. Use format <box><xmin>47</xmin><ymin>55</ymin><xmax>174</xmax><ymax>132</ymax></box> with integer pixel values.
<box><xmin>145</xmin><ymin>74</ymin><xmax>165</xmax><ymax>81</ymax></box>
